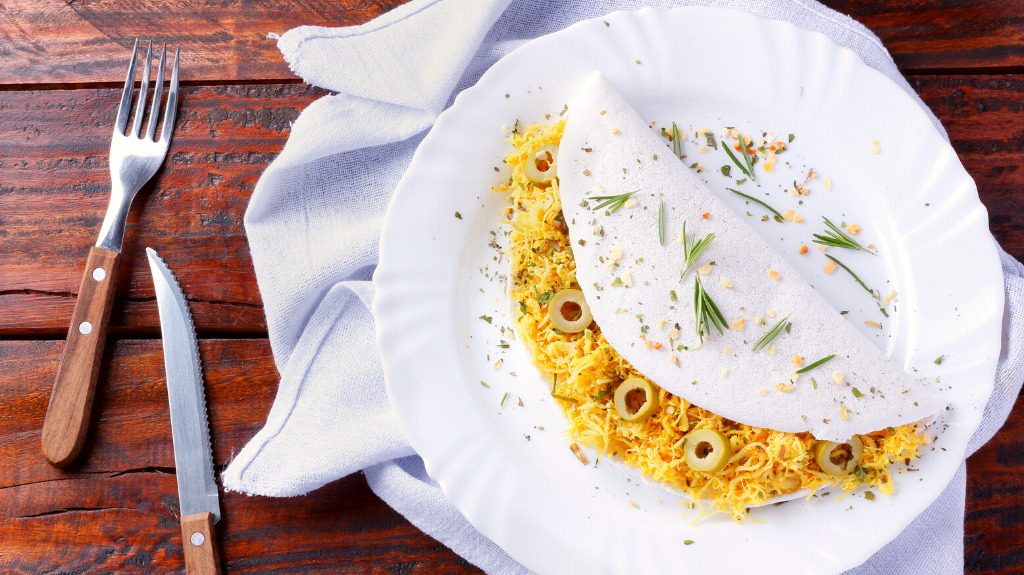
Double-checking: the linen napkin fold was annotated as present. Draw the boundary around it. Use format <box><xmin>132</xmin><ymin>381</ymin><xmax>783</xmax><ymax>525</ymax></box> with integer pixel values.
<box><xmin>224</xmin><ymin>1</ymin><xmax>1024</xmax><ymax>573</ymax></box>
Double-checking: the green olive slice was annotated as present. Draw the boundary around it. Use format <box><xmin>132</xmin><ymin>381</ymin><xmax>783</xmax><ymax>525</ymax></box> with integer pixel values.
<box><xmin>546</xmin><ymin>289</ymin><xmax>593</xmax><ymax>333</ymax></box>
<box><xmin>683</xmin><ymin>429</ymin><xmax>733</xmax><ymax>474</ymax></box>
<box><xmin>525</xmin><ymin>144</ymin><xmax>558</xmax><ymax>186</ymax></box>
<box><xmin>813</xmin><ymin>436</ymin><xmax>864</xmax><ymax>477</ymax></box>
<box><xmin>613</xmin><ymin>378</ymin><xmax>660</xmax><ymax>422</ymax></box>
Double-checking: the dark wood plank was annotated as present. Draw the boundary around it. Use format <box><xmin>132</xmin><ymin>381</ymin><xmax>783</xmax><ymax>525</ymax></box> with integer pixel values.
<box><xmin>2</xmin><ymin>76</ymin><xmax>1022</xmax><ymax>334</ymax></box>
<box><xmin>0</xmin><ymin>0</ymin><xmax>1020</xmax><ymax>86</ymax></box>
<box><xmin>0</xmin><ymin>339</ymin><xmax>478</xmax><ymax>573</ymax></box>
<box><xmin>965</xmin><ymin>394</ymin><xmax>1024</xmax><ymax>574</ymax></box>
<box><xmin>822</xmin><ymin>0</ymin><xmax>1024</xmax><ymax>72</ymax></box>
<box><xmin>912</xmin><ymin>75</ymin><xmax>1024</xmax><ymax>257</ymax></box>
<box><xmin>0</xmin><ymin>0</ymin><xmax>410</xmax><ymax>86</ymax></box>
<box><xmin>0</xmin><ymin>83</ymin><xmax>327</xmax><ymax>336</ymax></box>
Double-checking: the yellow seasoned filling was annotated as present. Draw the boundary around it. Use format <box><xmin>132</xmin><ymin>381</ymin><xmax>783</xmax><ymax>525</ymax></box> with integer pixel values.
<box><xmin>494</xmin><ymin>119</ymin><xmax>928</xmax><ymax>521</ymax></box>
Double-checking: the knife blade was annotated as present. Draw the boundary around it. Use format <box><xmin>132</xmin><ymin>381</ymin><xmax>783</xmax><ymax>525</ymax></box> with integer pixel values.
<box><xmin>146</xmin><ymin>248</ymin><xmax>222</xmax><ymax>575</ymax></box>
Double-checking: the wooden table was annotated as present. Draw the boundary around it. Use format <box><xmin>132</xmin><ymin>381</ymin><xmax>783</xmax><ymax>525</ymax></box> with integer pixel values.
<box><xmin>1</xmin><ymin>1</ymin><xmax>1022</xmax><ymax>572</ymax></box>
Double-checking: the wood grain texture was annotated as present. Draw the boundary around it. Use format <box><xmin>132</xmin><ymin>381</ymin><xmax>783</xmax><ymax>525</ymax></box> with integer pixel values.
<box><xmin>41</xmin><ymin>246</ymin><xmax>122</xmax><ymax>467</ymax></box>
<box><xmin>0</xmin><ymin>1</ymin><xmax>1021</xmax><ymax>86</ymax></box>
<box><xmin>820</xmin><ymin>0</ymin><xmax>1024</xmax><ymax>72</ymax></box>
<box><xmin>1</xmin><ymin>340</ymin><xmax>1022</xmax><ymax>573</ymax></box>
<box><xmin>0</xmin><ymin>0</ymin><xmax>411</xmax><ymax>86</ymax></box>
<box><xmin>181</xmin><ymin>512</ymin><xmax>222</xmax><ymax>575</ymax></box>
<box><xmin>1</xmin><ymin>77</ymin><xmax>1022</xmax><ymax>334</ymax></box>
<box><xmin>0</xmin><ymin>339</ymin><xmax>477</xmax><ymax>573</ymax></box>
<box><xmin>0</xmin><ymin>83</ymin><xmax>325</xmax><ymax>336</ymax></box>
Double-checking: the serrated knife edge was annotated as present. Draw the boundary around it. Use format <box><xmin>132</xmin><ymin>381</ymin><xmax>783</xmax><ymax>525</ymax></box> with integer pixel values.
<box><xmin>146</xmin><ymin>247</ymin><xmax>220</xmax><ymax>522</ymax></box>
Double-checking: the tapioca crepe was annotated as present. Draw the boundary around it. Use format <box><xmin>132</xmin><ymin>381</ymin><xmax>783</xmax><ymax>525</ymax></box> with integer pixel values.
<box><xmin>558</xmin><ymin>72</ymin><xmax>942</xmax><ymax>442</ymax></box>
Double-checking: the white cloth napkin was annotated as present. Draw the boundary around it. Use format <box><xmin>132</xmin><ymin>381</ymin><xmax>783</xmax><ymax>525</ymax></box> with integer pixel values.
<box><xmin>223</xmin><ymin>1</ymin><xmax>1024</xmax><ymax>573</ymax></box>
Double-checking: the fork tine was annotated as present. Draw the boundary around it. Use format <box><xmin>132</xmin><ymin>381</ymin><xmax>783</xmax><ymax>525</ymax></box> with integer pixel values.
<box><xmin>146</xmin><ymin>45</ymin><xmax>167</xmax><ymax>141</ymax></box>
<box><xmin>114</xmin><ymin>39</ymin><xmax>140</xmax><ymax>136</ymax></box>
<box><xmin>131</xmin><ymin>41</ymin><xmax>152</xmax><ymax>138</ymax></box>
<box><xmin>160</xmin><ymin>48</ymin><xmax>180</xmax><ymax>144</ymax></box>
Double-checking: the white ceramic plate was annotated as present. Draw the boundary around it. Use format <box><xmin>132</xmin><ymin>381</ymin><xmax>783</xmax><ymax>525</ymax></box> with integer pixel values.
<box><xmin>374</xmin><ymin>7</ymin><xmax>1003</xmax><ymax>575</ymax></box>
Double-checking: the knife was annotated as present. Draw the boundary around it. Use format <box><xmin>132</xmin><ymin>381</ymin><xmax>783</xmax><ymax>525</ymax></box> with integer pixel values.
<box><xmin>146</xmin><ymin>248</ymin><xmax>222</xmax><ymax>575</ymax></box>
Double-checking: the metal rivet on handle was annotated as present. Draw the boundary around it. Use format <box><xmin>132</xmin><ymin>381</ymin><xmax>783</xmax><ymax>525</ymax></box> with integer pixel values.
<box><xmin>92</xmin><ymin>267</ymin><xmax>107</xmax><ymax>281</ymax></box>
<box><xmin>190</xmin><ymin>532</ymin><xmax>205</xmax><ymax>547</ymax></box>
<box><xmin>79</xmin><ymin>322</ymin><xmax>93</xmax><ymax>335</ymax></box>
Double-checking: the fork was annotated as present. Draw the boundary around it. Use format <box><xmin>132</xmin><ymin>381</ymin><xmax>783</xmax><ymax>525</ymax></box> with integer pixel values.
<box><xmin>41</xmin><ymin>40</ymin><xmax>180</xmax><ymax>468</ymax></box>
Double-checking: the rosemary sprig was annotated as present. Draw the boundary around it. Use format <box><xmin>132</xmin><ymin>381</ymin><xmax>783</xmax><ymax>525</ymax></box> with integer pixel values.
<box><xmin>825</xmin><ymin>254</ymin><xmax>874</xmax><ymax>295</ymax></box>
<box><xmin>813</xmin><ymin>217</ymin><xmax>873</xmax><ymax>253</ymax></box>
<box><xmin>693</xmin><ymin>276</ymin><xmax>728</xmax><ymax>339</ymax></box>
<box><xmin>795</xmin><ymin>354</ymin><xmax>836</xmax><ymax>374</ymax></box>
<box><xmin>722</xmin><ymin>138</ymin><xmax>752</xmax><ymax>179</ymax></box>
<box><xmin>724</xmin><ymin>133</ymin><xmax>757</xmax><ymax>181</ymax></box>
<box><xmin>727</xmin><ymin>188</ymin><xmax>783</xmax><ymax>221</ymax></box>
<box><xmin>753</xmin><ymin>314</ymin><xmax>790</xmax><ymax>351</ymax></box>
<box><xmin>672</xmin><ymin>122</ymin><xmax>682</xmax><ymax>159</ymax></box>
<box><xmin>551</xmin><ymin>374</ymin><xmax>576</xmax><ymax>403</ymax></box>
<box><xmin>658</xmin><ymin>200</ymin><xmax>666</xmax><ymax>246</ymax></box>
<box><xmin>735</xmin><ymin>133</ymin><xmax>757</xmax><ymax>180</ymax></box>
<box><xmin>680</xmin><ymin>221</ymin><xmax>716</xmax><ymax>275</ymax></box>
<box><xmin>590</xmin><ymin>191</ymin><xmax>635</xmax><ymax>213</ymax></box>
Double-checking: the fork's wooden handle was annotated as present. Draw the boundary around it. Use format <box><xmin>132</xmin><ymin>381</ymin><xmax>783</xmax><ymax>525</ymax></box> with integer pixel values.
<box><xmin>181</xmin><ymin>512</ymin><xmax>222</xmax><ymax>575</ymax></box>
<box><xmin>41</xmin><ymin>246</ymin><xmax>121</xmax><ymax>468</ymax></box>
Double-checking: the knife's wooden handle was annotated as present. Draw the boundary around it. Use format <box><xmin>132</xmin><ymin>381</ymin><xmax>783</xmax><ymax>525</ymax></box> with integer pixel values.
<box><xmin>41</xmin><ymin>246</ymin><xmax>121</xmax><ymax>467</ymax></box>
<box><xmin>181</xmin><ymin>512</ymin><xmax>222</xmax><ymax>575</ymax></box>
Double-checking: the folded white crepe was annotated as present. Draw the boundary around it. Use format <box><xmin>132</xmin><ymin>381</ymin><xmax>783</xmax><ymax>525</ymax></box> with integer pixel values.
<box><xmin>558</xmin><ymin>72</ymin><xmax>943</xmax><ymax>442</ymax></box>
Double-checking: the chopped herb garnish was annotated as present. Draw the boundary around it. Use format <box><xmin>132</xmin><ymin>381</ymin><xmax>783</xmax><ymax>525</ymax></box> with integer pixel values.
<box><xmin>669</xmin><ymin>290</ymin><xmax>678</xmax><ymax>301</ymax></box>
<box><xmin>864</xmin><ymin>491</ymin><xmax>875</xmax><ymax>501</ymax></box>
<box><xmin>454</xmin><ymin>211</ymin><xmax>462</xmax><ymax>219</ymax></box>
<box><xmin>680</xmin><ymin>221</ymin><xmax>716</xmax><ymax>276</ymax></box>
<box><xmin>720</xmin><ymin>165</ymin><xmax>731</xmax><ymax>177</ymax></box>
<box><xmin>500</xmin><ymin>392</ymin><xmax>508</xmax><ymax>407</ymax></box>
<box><xmin>684</xmin><ymin>540</ymin><xmax>694</xmax><ymax>546</ymax></box>
<box><xmin>551</xmin><ymin>374</ymin><xmax>576</xmax><ymax>403</ymax></box>
<box><xmin>880</xmin><ymin>307</ymin><xmax>889</xmax><ymax>318</ymax></box>
<box><xmin>825</xmin><ymin>254</ymin><xmax>874</xmax><ymax>295</ymax></box>
<box><xmin>727</xmin><ymin>188</ymin><xmax>783</xmax><ymax>221</ymax></box>
<box><xmin>722</xmin><ymin>138</ymin><xmax>752</xmax><ymax>179</ymax></box>
<box><xmin>480</xmin><ymin>381</ymin><xmax>490</xmax><ymax>388</ymax></box>
<box><xmin>519</xmin><ymin>301</ymin><xmax>527</xmax><ymax>313</ymax></box>
<box><xmin>694</xmin><ymin>276</ymin><xmax>728</xmax><ymax>339</ymax></box>
<box><xmin>813</xmin><ymin>217</ymin><xmax>872</xmax><ymax>253</ymax></box>
<box><xmin>796</xmin><ymin>354</ymin><xmax>836</xmax><ymax>374</ymax></box>
<box><xmin>934</xmin><ymin>355</ymin><xmax>945</xmax><ymax>365</ymax></box>
<box><xmin>591</xmin><ymin>386</ymin><xmax>615</xmax><ymax>401</ymax></box>
<box><xmin>854</xmin><ymin>465</ymin><xmax>868</xmax><ymax>482</ymax></box>
<box><xmin>672</xmin><ymin>122</ymin><xmax>683</xmax><ymax>159</ymax></box>
<box><xmin>788</xmin><ymin>133</ymin><xmax>795</xmax><ymax>143</ymax></box>
<box><xmin>753</xmin><ymin>314</ymin><xmax>791</xmax><ymax>351</ymax></box>
<box><xmin>479</xmin><ymin>315</ymin><xmax>492</xmax><ymax>323</ymax></box>
<box><xmin>658</xmin><ymin>200</ymin><xmax>666</xmax><ymax>246</ymax></box>
<box><xmin>590</xmin><ymin>191</ymin><xmax>635</xmax><ymax>213</ymax></box>
<box><xmin>735</xmin><ymin>178</ymin><xmax>747</xmax><ymax>185</ymax></box>
<box><xmin>734</xmin><ymin>133</ymin><xmax>757</xmax><ymax>180</ymax></box>
<box><xmin>704</xmin><ymin>132</ymin><xmax>718</xmax><ymax>150</ymax></box>
<box><xmin>538</xmin><ymin>291</ymin><xmax>555</xmax><ymax>305</ymax></box>
<box><xmin>852</xmin><ymin>387</ymin><xmax>865</xmax><ymax>398</ymax></box>
<box><xmin>610</xmin><ymin>277</ymin><xmax>623</xmax><ymax>287</ymax></box>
